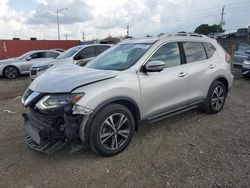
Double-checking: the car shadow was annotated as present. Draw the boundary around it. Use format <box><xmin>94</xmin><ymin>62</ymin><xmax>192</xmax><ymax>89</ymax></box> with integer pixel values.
<box><xmin>28</xmin><ymin>108</ymin><xmax>205</xmax><ymax>160</ymax></box>
<box><xmin>0</xmin><ymin>74</ymin><xmax>30</xmax><ymax>81</ymax></box>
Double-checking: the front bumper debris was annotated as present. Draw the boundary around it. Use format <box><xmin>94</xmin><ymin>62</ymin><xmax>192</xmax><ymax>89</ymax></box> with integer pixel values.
<box><xmin>22</xmin><ymin>108</ymin><xmax>83</xmax><ymax>154</ymax></box>
<box><xmin>26</xmin><ymin>135</ymin><xmax>67</xmax><ymax>153</ymax></box>
<box><xmin>242</xmin><ymin>68</ymin><xmax>250</xmax><ymax>76</ymax></box>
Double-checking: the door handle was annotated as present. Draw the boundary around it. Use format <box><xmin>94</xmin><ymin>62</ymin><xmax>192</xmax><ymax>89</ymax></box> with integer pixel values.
<box><xmin>178</xmin><ymin>72</ymin><xmax>188</xmax><ymax>78</ymax></box>
<box><xmin>209</xmin><ymin>64</ymin><xmax>215</xmax><ymax>69</ymax></box>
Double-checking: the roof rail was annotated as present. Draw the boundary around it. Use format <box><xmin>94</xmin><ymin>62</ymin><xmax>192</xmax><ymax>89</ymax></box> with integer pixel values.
<box><xmin>159</xmin><ymin>32</ymin><xmax>208</xmax><ymax>38</ymax></box>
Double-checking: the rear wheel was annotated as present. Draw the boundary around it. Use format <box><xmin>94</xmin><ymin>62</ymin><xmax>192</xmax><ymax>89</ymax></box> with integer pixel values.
<box><xmin>3</xmin><ymin>66</ymin><xmax>19</xmax><ymax>79</ymax></box>
<box><xmin>89</xmin><ymin>104</ymin><xmax>135</xmax><ymax>156</ymax></box>
<box><xmin>203</xmin><ymin>81</ymin><xmax>227</xmax><ymax>114</ymax></box>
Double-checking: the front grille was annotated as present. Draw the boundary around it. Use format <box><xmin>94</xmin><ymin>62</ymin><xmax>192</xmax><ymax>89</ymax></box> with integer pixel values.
<box><xmin>29</xmin><ymin>108</ymin><xmax>64</xmax><ymax>129</ymax></box>
<box><xmin>30</xmin><ymin>69</ymin><xmax>37</xmax><ymax>75</ymax></box>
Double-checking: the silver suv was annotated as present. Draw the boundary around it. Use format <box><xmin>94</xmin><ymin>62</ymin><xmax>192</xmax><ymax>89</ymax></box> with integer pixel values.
<box><xmin>21</xmin><ymin>33</ymin><xmax>233</xmax><ymax>156</ymax></box>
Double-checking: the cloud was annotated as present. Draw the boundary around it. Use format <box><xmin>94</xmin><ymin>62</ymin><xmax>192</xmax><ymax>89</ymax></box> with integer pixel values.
<box><xmin>26</xmin><ymin>0</ymin><xmax>93</xmax><ymax>25</ymax></box>
<box><xmin>1</xmin><ymin>0</ymin><xmax>250</xmax><ymax>40</ymax></box>
<box><xmin>0</xmin><ymin>0</ymin><xmax>24</xmax><ymax>38</ymax></box>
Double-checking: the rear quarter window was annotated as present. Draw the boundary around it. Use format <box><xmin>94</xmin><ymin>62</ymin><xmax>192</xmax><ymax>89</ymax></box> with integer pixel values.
<box><xmin>182</xmin><ymin>42</ymin><xmax>207</xmax><ymax>63</ymax></box>
<box><xmin>204</xmin><ymin>42</ymin><xmax>216</xmax><ymax>58</ymax></box>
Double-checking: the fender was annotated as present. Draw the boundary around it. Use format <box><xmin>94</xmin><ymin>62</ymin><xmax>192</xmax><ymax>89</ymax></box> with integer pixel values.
<box><xmin>80</xmin><ymin>96</ymin><xmax>141</xmax><ymax>146</ymax></box>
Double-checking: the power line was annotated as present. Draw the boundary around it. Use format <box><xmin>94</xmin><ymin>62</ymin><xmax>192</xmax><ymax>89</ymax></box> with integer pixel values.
<box><xmin>147</xmin><ymin>1</ymin><xmax>250</xmax><ymax>24</ymax></box>
<box><xmin>136</xmin><ymin>6</ymin><xmax>250</xmax><ymax>37</ymax></box>
<box><xmin>121</xmin><ymin>1</ymin><xmax>250</xmax><ymax>37</ymax></box>
<box><xmin>136</xmin><ymin>5</ymin><xmax>250</xmax><ymax>26</ymax></box>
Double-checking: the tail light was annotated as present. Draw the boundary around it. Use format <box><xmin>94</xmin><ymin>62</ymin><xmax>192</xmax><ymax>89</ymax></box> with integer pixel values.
<box><xmin>225</xmin><ymin>52</ymin><xmax>231</xmax><ymax>63</ymax></box>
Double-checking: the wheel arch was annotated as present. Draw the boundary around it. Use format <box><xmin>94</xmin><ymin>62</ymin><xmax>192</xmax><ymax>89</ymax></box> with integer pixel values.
<box><xmin>213</xmin><ymin>75</ymin><xmax>229</xmax><ymax>93</ymax></box>
<box><xmin>82</xmin><ymin>96</ymin><xmax>141</xmax><ymax>147</ymax></box>
<box><xmin>91</xmin><ymin>97</ymin><xmax>141</xmax><ymax>130</ymax></box>
<box><xmin>3</xmin><ymin>65</ymin><xmax>20</xmax><ymax>77</ymax></box>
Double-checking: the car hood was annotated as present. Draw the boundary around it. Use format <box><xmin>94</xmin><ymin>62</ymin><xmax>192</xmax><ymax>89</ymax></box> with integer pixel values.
<box><xmin>0</xmin><ymin>58</ymin><xmax>19</xmax><ymax>65</ymax></box>
<box><xmin>31</xmin><ymin>58</ymin><xmax>72</xmax><ymax>68</ymax></box>
<box><xmin>29</xmin><ymin>63</ymin><xmax>119</xmax><ymax>93</ymax></box>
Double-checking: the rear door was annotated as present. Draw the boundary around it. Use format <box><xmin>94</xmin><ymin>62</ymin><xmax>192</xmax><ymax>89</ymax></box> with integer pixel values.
<box><xmin>21</xmin><ymin>52</ymin><xmax>48</xmax><ymax>72</ymax></box>
<box><xmin>96</xmin><ymin>45</ymin><xmax>110</xmax><ymax>56</ymax></box>
<box><xmin>182</xmin><ymin>41</ymin><xmax>218</xmax><ymax>104</ymax></box>
<box><xmin>138</xmin><ymin>42</ymin><xmax>189</xmax><ymax>118</ymax></box>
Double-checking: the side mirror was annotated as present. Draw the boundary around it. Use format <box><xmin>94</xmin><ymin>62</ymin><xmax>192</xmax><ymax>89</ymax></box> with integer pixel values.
<box><xmin>145</xmin><ymin>61</ymin><xmax>165</xmax><ymax>72</ymax></box>
<box><xmin>74</xmin><ymin>55</ymin><xmax>84</xmax><ymax>61</ymax></box>
<box><xmin>76</xmin><ymin>60</ymin><xmax>88</xmax><ymax>67</ymax></box>
<box><xmin>26</xmin><ymin>56</ymin><xmax>32</xmax><ymax>61</ymax></box>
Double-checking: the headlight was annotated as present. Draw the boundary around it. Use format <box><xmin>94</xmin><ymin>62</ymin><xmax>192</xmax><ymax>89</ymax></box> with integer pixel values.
<box><xmin>38</xmin><ymin>64</ymin><xmax>53</xmax><ymax>71</ymax></box>
<box><xmin>36</xmin><ymin>93</ymin><xmax>84</xmax><ymax>110</ymax></box>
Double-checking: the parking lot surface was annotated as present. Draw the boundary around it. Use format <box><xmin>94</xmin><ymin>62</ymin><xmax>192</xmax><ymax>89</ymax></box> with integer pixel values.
<box><xmin>0</xmin><ymin>71</ymin><xmax>249</xmax><ymax>187</ymax></box>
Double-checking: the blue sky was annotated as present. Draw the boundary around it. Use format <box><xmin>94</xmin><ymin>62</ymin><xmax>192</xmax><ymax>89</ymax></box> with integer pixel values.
<box><xmin>9</xmin><ymin>0</ymin><xmax>38</xmax><ymax>13</ymax></box>
<box><xmin>1</xmin><ymin>0</ymin><xmax>250</xmax><ymax>40</ymax></box>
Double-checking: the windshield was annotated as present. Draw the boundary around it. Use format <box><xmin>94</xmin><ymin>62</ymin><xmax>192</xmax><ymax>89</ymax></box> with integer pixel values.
<box><xmin>18</xmin><ymin>51</ymin><xmax>34</xmax><ymax>60</ymax></box>
<box><xmin>86</xmin><ymin>43</ymin><xmax>152</xmax><ymax>71</ymax></box>
<box><xmin>56</xmin><ymin>46</ymin><xmax>82</xmax><ymax>59</ymax></box>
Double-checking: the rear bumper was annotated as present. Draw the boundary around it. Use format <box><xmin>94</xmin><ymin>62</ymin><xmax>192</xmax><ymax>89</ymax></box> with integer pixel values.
<box><xmin>22</xmin><ymin>109</ymin><xmax>83</xmax><ymax>153</ymax></box>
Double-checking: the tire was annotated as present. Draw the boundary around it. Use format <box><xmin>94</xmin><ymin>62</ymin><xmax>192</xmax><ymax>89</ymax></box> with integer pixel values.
<box><xmin>203</xmin><ymin>81</ymin><xmax>227</xmax><ymax>114</ymax></box>
<box><xmin>3</xmin><ymin>66</ymin><xmax>19</xmax><ymax>79</ymax></box>
<box><xmin>89</xmin><ymin>104</ymin><xmax>135</xmax><ymax>156</ymax></box>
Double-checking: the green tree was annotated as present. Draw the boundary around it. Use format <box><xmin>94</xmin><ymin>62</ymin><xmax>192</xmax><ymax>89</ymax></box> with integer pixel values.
<box><xmin>194</xmin><ymin>24</ymin><xmax>224</xmax><ymax>35</ymax></box>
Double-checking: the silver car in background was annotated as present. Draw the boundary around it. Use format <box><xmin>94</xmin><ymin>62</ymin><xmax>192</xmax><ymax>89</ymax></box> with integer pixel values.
<box><xmin>22</xmin><ymin>33</ymin><xmax>233</xmax><ymax>156</ymax></box>
<box><xmin>0</xmin><ymin>50</ymin><xmax>60</xmax><ymax>78</ymax></box>
<box><xmin>30</xmin><ymin>44</ymin><xmax>112</xmax><ymax>80</ymax></box>
<box><xmin>232</xmin><ymin>42</ymin><xmax>250</xmax><ymax>68</ymax></box>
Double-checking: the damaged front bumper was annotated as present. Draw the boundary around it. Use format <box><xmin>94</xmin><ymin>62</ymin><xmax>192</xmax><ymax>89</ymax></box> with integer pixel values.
<box><xmin>22</xmin><ymin>108</ymin><xmax>87</xmax><ymax>153</ymax></box>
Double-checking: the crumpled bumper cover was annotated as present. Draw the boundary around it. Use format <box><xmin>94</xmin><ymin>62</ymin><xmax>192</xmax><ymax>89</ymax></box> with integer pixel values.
<box><xmin>22</xmin><ymin>110</ymin><xmax>82</xmax><ymax>154</ymax></box>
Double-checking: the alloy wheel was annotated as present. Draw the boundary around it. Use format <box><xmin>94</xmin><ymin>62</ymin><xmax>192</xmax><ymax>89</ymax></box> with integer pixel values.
<box><xmin>100</xmin><ymin>113</ymin><xmax>130</xmax><ymax>151</ymax></box>
<box><xmin>211</xmin><ymin>86</ymin><xmax>224</xmax><ymax>111</ymax></box>
<box><xmin>4</xmin><ymin>67</ymin><xmax>18</xmax><ymax>78</ymax></box>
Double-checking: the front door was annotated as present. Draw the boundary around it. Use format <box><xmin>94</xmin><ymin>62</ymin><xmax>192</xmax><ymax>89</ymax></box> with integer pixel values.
<box><xmin>138</xmin><ymin>42</ymin><xmax>188</xmax><ymax>119</ymax></box>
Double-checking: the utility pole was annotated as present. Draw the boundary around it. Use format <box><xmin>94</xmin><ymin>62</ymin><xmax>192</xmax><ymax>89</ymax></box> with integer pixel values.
<box><xmin>220</xmin><ymin>6</ymin><xmax>225</xmax><ymax>28</ymax></box>
<box><xmin>126</xmin><ymin>24</ymin><xmax>129</xmax><ymax>37</ymax></box>
<box><xmin>82</xmin><ymin>32</ymin><xmax>85</xmax><ymax>41</ymax></box>
<box><xmin>65</xmin><ymin>34</ymin><xmax>68</xmax><ymax>40</ymax></box>
<box><xmin>56</xmin><ymin>8</ymin><xmax>67</xmax><ymax>40</ymax></box>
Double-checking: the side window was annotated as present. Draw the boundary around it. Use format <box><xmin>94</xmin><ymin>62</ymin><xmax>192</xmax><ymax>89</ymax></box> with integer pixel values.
<box><xmin>182</xmin><ymin>42</ymin><xmax>206</xmax><ymax>63</ymax></box>
<box><xmin>30</xmin><ymin>52</ymin><xmax>46</xmax><ymax>59</ymax></box>
<box><xmin>204</xmin><ymin>43</ymin><xmax>216</xmax><ymax>58</ymax></box>
<box><xmin>96</xmin><ymin>46</ymin><xmax>110</xmax><ymax>55</ymax></box>
<box><xmin>77</xmin><ymin>47</ymin><xmax>96</xmax><ymax>59</ymax></box>
<box><xmin>46</xmin><ymin>52</ymin><xmax>59</xmax><ymax>58</ymax></box>
<box><xmin>149</xmin><ymin>42</ymin><xmax>181</xmax><ymax>68</ymax></box>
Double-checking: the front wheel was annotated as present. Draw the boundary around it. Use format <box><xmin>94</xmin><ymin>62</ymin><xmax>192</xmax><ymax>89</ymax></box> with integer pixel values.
<box><xmin>3</xmin><ymin>66</ymin><xmax>19</xmax><ymax>79</ymax></box>
<box><xmin>89</xmin><ymin>104</ymin><xmax>135</xmax><ymax>156</ymax></box>
<box><xmin>203</xmin><ymin>81</ymin><xmax>227</xmax><ymax>114</ymax></box>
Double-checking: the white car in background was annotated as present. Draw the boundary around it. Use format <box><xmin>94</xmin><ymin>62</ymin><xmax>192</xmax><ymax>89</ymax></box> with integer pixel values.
<box><xmin>30</xmin><ymin>44</ymin><xmax>112</xmax><ymax>80</ymax></box>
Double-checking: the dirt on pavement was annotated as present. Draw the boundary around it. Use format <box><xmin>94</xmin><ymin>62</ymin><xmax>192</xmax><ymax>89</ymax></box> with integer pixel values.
<box><xmin>0</xmin><ymin>71</ymin><xmax>249</xmax><ymax>188</ymax></box>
